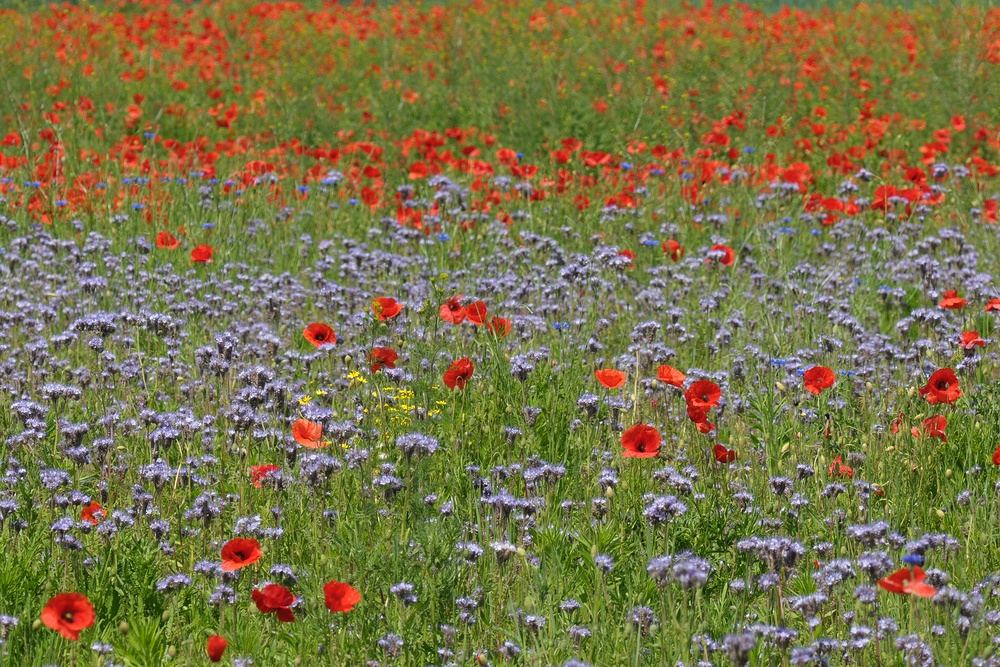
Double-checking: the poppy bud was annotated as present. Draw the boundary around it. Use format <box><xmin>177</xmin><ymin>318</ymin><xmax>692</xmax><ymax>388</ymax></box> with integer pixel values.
<box><xmin>590</xmin><ymin>544</ymin><xmax>599</xmax><ymax>558</ymax></box>
<box><xmin>516</xmin><ymin>547</ymin><xmax>526</xmax><ymax>557</ymax></box>
<box><xmin>161</xmin><ymin>611</ymin><xmax>170</xmax><ymax>622</ymax></box>
<box><xmin>935</xmin><ymin>509</ymin><xmax>946</xmax><ymax>518</ymax></box>
<box><xmin>886</xmin><ymin>446</ymin><xmax>895</xmax><ymax>452</ymax></box>
<box><xmin>775</xmin><ymin>381</ymin><xmax>786</xmax><ymax>393</ymax></box>
<box><xmin>119</xmin><ymin>621</ymin><xmax>129</xmax><ymax>634</ymax></box>
<box><xmin>914</xmin><ymin>413</ymin><xmax>925</xmax><ymax>421</ymax></box>
<box><xmin>604</xmin><ymin>486</ymin><xmax>614</xmax><ymax>499</ymax></box>
<box><xmin>295</xmin><ymin>656</ymin><xmax>304</xmax><ymax>665</ymax></box>
<box><xmin>167</xmin><ymin>646</ymin><xmax>177</xmax><ymax>658</ymax></box>
<box><xmin>32</xmin><ymin>619</ymin><xmax>42</xmax><ymax>631</ymax></box>
<box><xmin>780</xmin><ymin>443</ymin><xmax>789</xmax><ymax>454</ymax></box>
<box><xmin>976</xmin><ymin>421</ymin><xmax>982</xmax><ymax>430</ymax></box>
<box><xmin>907</xmin><ymin>386</ymin><xmax>916</xmax><ymax>397</ymax></box>
<box><xmin>945</xmin><ymin>469</ymin><xmax>952</xmax><ymax>478</ymax></box>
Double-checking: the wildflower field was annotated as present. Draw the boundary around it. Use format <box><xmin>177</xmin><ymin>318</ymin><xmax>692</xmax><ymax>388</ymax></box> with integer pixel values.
<box><xmin>5</xmin><ymin>0</ymin><xmax>1000</xmax><ymax>665</ymax></box>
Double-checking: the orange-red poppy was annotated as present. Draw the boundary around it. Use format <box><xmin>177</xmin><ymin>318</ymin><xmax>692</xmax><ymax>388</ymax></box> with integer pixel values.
<box><xmin>986</xmin><ymin>298</ymin><xmax>1000</xmax><ymax>312</ymax></box>
<box><xmin>890</xmin><ymin>412</ymin><xmax>905</xmax><ymax>435</ymax></box>
<box><xmin>621</xmin><ymin>423</ymin><xmax>661</xmax><ymax>458</ymax></box>
<box><xmin>250</xmin><ymin>464</ymin><xmax>280</xmax><ymax>488</ymax></box>
<box><xmin>371</xmin><ymin>297</ymin><xmax>403</xmax><ymax>321</ymax></box>
<box><xmin>156</xmin><ymin>231</ymin><xmax>180</xmax><ymax>250</ymax></box>
<box><xmin>803</xmin><ymin>366</ymin><xmax>836</xmax><ymax>395</ymax></box>
<box><xmin>444</xmin><ymin>357</ymin><xmax>474</xmax><ymax>390</ymax></box>
<box><xmin>706</xmin><ymin>244</ymin><xmax>735</xmax><ymax>266</ymax></box>
<box><xmin>324</xmin><ymin>580</ymin><xmax>362</xmax><ymax>613</ymax></box>
<box><xmin>687</xmin><ymin>404</ymin><xmax>716</xmax><ymax>433</ymax></box>
<box><xmin>80</xmin><ymin>501</ymin><xmax>105</xmax><ymax>525</ymax></box>
<box><xmin>207</xmin><ymin>635</ymin><xmax>228</xmax><ymax>662</ymax></box>
<box><xmin>370</xmin><ymin>347</ymin><xmax>399</xmax><ymax>373</ymax></box>
<box><xmin>918</xmin><ymin>368</ymin><xmax>961</xmax><ymax>405</ymax></box>
<box><xmin>656</xmin><ymin>364</ymin><xmax>686</xmax><ymax>388</ymax></box>
<box><xmin>220</xmin><ymin>537</ymin><xmax>262</xmax><ymax>572</ymax></box>
<box><xmin>685</xmin><ymin>380</ymin><xmax>721</xmax><ymax>411</ymax></box>
<box><xmin>440</xmin><ymin>295</ymin><xmax>467</xmax><ymax>324</ymax></box>
<box><xmin>662</xmin><ymin>239</ymin><xmax>684</xmax><ymax>262</ymax></box>
<box><xmin>41</xmin><ymin>593</ymin><xmax>95</xmax><ymax>641</ymax></box>
<box><xmin>828</xmin><ymin>456</ymin><xmax>853</xmax><ymax>479</ymax></box>
<box><xmin>303</xmin><ymin>322</ymin><xmax>336</xmax><ymax>347</ymax></box>
<box><xmin>466</xmin><ymin>300</ymin><xmax>488</xmax><ymax>326</ymax></box>
<box><xmin>993</xmin><ymin>444</ymin><xmax>1000</xmax><ymax>466</ymax></box>
<box><xmin>292</xmin><ymin>419</ymin><xmax>326</xmax><ymax>448</ymax></box>
<box><xmin>488</xmin><ymin>316</ymin><xmax>512</xmax><ymax>337</ymax></box>
<box><xmin>938</xmin><ymin>289</ymin><xmax>967</xmax><ymax>309</ymax></box>
<box><xmin>959</xmin><ymin>331</ymin><xmax>986</xmax><ymax>349</ymax></box>
<box><xmin>712</xmin><ymin>444</ymin><xmax>736</xmax><ymax>463</ymax></box>
<box><xmin>912</xmin><ymin>415</ymin><xmax>947</xmax><ymax>442</ymax></box>
<box><xmin>595</xmin><ymin>369</ymin><xmax>626</xmax><ymax>389</ymax></box>
<box><xmin>877</xmin><ymin>566</ymin><xmax>936</xmax><ymax>598</ymax></box>
<box><xmin>190</xmin><ymin>245</ymin><xmax>214</xmax><ymax>263</ymax></box>
<box><xmin>252</xmin><ymin>584</ymin><xmax>296</xmax><ymax>622</ymax></box>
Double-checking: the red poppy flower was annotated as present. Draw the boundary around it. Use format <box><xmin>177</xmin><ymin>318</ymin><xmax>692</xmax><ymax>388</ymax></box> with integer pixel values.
<box><xmin>803</xmin><ymin>366</ymin><xmax>836</xmax><ymax>395</ymax></box>
<box><xmin>207</xmin><ymin>635</ymin><xmax>228</xmax><ymax>662</ymax></box>
<box><xmin>220</xmin><ymin>537</ymin><xmax>262</xmax><ymax>572</ymax></box>
<box><xmin>252</xmin><ymin>583</ymin><xmax>296</xmax><ymax>622</ymax></box>
<box><xmin>712</xmin><ymin>444</ymin><xmax>737</xmax><ymax>463</ymax></box>
<box><xmin>250</xmin><ymin>464</ymin><xmax>280</xmax><ymax>488</ymax></box>
<box><xmin>918</xmin><ymin>368</ymin><xmax>962</xmax><ymax>405</ymax></box>
<box><xmin>156</xmin><ymin>231</ymin><xmax>180</xmax><ymax>250</ymax></box>
<box><xmin>912</xmin><ymin>415</ymin><xmax>947</xmax><ymax>442</ymax></box>
<box><xmin>488</xmin><ymin>316</ymin><xmax>512</xmax><ymax>337</ymax></box>
<box><xmin>444</xmin><ymin>357</ymin><xmax>474</xmax><ymax>390</ymax></box>
<box><xmin>324</xmin><ymin>580</ymin><xmax>362</xmax><ymax>613</ymax></box>
<box><xmin>371</xmin><ymin>297</ymin><xmax>403</xmax><ymax>321</ymax></box>
<box><xmin>686</xmin><ymin>404</ymin><xmax>716</xmax><ymax>434</ymax></box>
<box><xmin>705</xmin><ymin>244</ymin><xmax>735</xmax><ymax>266</ymax></box>
<box><xmin>292</xmin><ymin>419</ymin><xmax>326</xmax><ymax>449</ymax></box>
<box><xmin>190</xmin><ymin>245</ymin><xmax>214</xmax><ymax>263</ymax></box>
<box><xmin>827</xmin><ymin>456</ymin><xmax>853</xmax><ymax>479</ymax></box>
<box><xmin>986</xmin><ymin>298</ymin><xmax>1000</xmax><ymax>312</ymax></box>
<box><xmin>685</xmin><ymin>380</ymin><xmax>722</xmax><ymax>411</ymax></box>
<box><xmin>621</xmin><ymin>423</ymin><xmax>661</xmax><ymax>458</ymax></box>
<box><xmin>877</xmin><ymin>566</ymin><xmax>937</xmax><ymax>598</ymax></box>
<box><xmin>370</xmin><ymin>347</ymin><xmax>399</xmax><ymax>373</ymax></box>
<box><xmin>938</xmin><ymin>289</ymin><xmax>967</xmax><ymax>309</ymax></box>
<box><xmin>662</xmin><ymin>239</ymin><xmax>684</xmax><ymax>262</ymax></box>
<box><xmin>41</xmin><ymin>593</ymin><xmax>95</xmax><ymax>641</ymax></box>
<box><xmin>595</xmin><ymin>369</ymin><xmax>626</xmax><ymax>389</ymax></box>
<box><xmin>656</xmin><ymin>364</ymin><xmax>686</xmax><ymax>388</ymax></box>
<box><xmin>303</xmin><ymin>322</ymin><xmax>336</xmax><ymax>347</ymax></box>
<box><xmin>466</xmin><ymin>300</ymin><xmax>488</xmax><ymax>326</ymax></box>
<box><xmin>440</xmin><ymin>295</ymin><xmax>467</xmax><ymax>324</ymax></box>
<box><xmin>959</xmin><ymin>331</ymin><xmax>986</xmax><ymax>350</ymax></box>
<box><xmin>80</xmin><ymin>501</ymin><xmax>105</xmax><ymax>525</ymax></box>
<box><xmin>890</xmin><ymin>412</ymin><xmax>905</xmax><ymax>435</ymax></box>
<box><xmin>993</xmin><ymin>445</ymin><xmax>1000</xmax><ymax>466</ymax></box>
<box><xmin>618</xmin><ymin>249</ymin><xmax>636</xmax><ymax>268</ymax></box>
